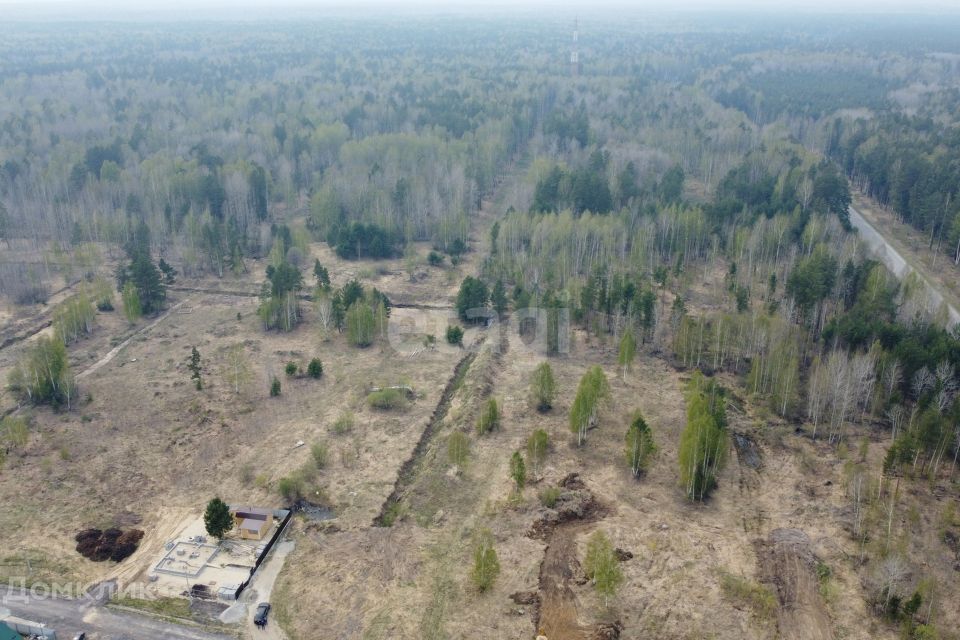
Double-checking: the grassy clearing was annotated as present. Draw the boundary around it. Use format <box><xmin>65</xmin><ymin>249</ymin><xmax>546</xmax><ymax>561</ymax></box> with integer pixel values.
<box><xmin>718</xmin><ymin>570</ymin><xmax>777</xmax><ymax>620</ymax></box>
<box><xmin>111</xmin><ymin>594</ymin><xmax>193</xmax><ymax>619</ymax></box>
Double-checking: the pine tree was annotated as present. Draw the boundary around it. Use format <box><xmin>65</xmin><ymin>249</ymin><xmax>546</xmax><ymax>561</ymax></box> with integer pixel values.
<box><xmin>187</xmin><ymin>347</ymin><xmax>203</xmax><ymax>390</ymax></box>
<box><xmin>204</xmin><ymin>497</ymin><xmax>234</xmax><ymax>541</ymax></box>
<box><xmin>313</xmin><ymin>259</ymin><xmax>330</xmax><ymax>288</ymax></box>
<box><xmin>625</xmin><ymin>411</ymin><xmax>656</xmax><ymax>477</ymax></box>
<box><xmin>491</xmin><ymin>278</ymin><xmax>508</xmax><ymax>316</ymax></box>
<box><xmin>456</xmin><ymin>276</ymin><xmax>489</xmax><ymax>323</ymax></box>
<box><xmin>510</xmin><ymin>450</ymin><xmax>526</xmax><ymax>492</ymax></box>
<box><xmin>128</xmin><ymin>253</ymin><xmax>166</xmax><ymax>315</ymax></box>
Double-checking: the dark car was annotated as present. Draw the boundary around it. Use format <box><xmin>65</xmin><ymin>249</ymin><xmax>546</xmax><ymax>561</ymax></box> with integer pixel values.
<box><xmin>254</xmin><ymin>602</ymin><xmax>271</xmax><ymax>626</ymax></box>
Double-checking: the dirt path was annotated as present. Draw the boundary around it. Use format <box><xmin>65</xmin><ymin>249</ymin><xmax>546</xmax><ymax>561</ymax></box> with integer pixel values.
<box><xmin>850</xmin><ymin>195</ymin><xmax>960</xmax><ymax>326</ymax></box>
<box><xmin>538</xmin><ymin>522</ymin><xmax>594</xmax><ymax>640</ymax></box>
<box><xmin>755</xmin><ymin>528</ymin><xmax>833</xmax><ymax>640</ymax></box>
<box><xmin>531</xmin><ymin>475</ymin><xmax>619</xmax><ymax>640</ymax></box>
<box><xmin>76</xmin><ymin>296</ymin><xmax>191</xmax><ymax>380</ymax></box>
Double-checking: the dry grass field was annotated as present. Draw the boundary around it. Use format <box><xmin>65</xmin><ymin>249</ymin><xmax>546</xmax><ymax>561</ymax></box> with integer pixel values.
<box><xmin>1</xmin><ymin>211</ymin><xmax>958</xmax><ymax>640</ymax></box>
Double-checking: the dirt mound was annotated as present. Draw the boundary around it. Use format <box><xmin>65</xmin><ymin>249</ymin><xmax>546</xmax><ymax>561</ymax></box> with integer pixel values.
<box><xmin>529</xmin><ymin>474</ymin><xmax>606</xmax><ymax>540</ymax></box>
<box><xmin>75</xmin><ymin>527</ymin><xmax>145</xmax><ymax>563</ymax></box>
<box><xmin>754</xmin><ymin>528</ymin><xmax>833</xmax><ymax>640</ymax></box>
<box><xmin>510</xmin><ymin>590</ymin><xmax>540</xmax><ymax>606</ymax></box>
<box><xmin>590</xmin><ymin>621</ymin><xmax>623</xmax><ymax>639</ymax></box>
<box><xmin>732</xmin><ymin>432</ymin><xmax>763</xmax><ymax>470</ymax></box>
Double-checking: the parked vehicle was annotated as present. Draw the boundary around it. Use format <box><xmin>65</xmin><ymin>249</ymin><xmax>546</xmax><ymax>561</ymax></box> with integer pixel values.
<box><xmin>254</xmin><ymin>602</ymin><xmax>271</xmax><ymax>627</ymax></box>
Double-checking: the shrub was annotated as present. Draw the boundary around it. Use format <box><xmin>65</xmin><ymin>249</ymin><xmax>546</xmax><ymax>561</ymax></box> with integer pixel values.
<box><xmin>476</xmin><ymin>398</ymin><xmax>500</xmax><ymax>434</ymax></box>
<box><xmin>448</xmin><ymin>431</ymin><xmax>470</xmax><ymax>467</ymax></box>
<box><xmin>367</xmin><ymin>388</ymin><xmax>407</xmax><ymax>411</ymax></box>
<box><xmin>719</xmin><ymin>571</ymin><xmax>776</xmax><ymax>619</ymax></box>
<box><xmin>270</xmin><ymin>377</ymin><xmax>281</xmax><ymax>396</ymax></box>
<box><xmin>331</xmin><ymin>411</ymin><xmax>354</xmax><ymax>435</ymax></box>
<box><xmin>539</xmin><ymin>486</ymin><xmax>561</xmax><ymax>508</ymax></box>
<box><xmin>428</xmin><ymin>251</ymin><xmax>444</xmax><ymax>266</ymax></box>
<box><xmin>277</xmin><ymin>475</ymin><xmax>305</xmax><ymax>502</ymax></box>
<box><xmin>311</xmin><ymin>442</ymin><xmax>329</xmax><ymax>469</ymax></box>
<box><xmin>584</xmin><ymin>530</ymin><xmax>623</xmax><ymax>604</ymax></box>
<box><xmin>307</xmin><ymin>358</ymin><xmax>323</xmax><ymax>379</ymax></box>
<box><xmin>285</xmin><ymin>361</ymin><xmax>298</xmax><ymax>377</ymax></box>
<box><xmin>526</xmin><ymin>428</ymin><xmax>549</xmax><ymax>477</ymax></box>
<box><xmin>470</xmin><ymin>528</ymin><xmax>500</xmax><ymax>592</ymax></box>
<box><xmin>529</xmin><ymin>362</ymin><xmax>556</xmax><ymax>412</ymax></box>
<box><xmin>347</xmin><ymin>300</ymin><xmax>376</xmax><ymax>347</ymax></box>
<box><xmin>445</xmin><ymin>325</ymin><xmax>464</xmax><ymax>346</ymax></box>
<box><xmin>510</xmin><ymin>451</ymin><xmax>526</xmax><ymax>492</ymax></box>
<box><xmin>2</xmin><ymin>416</ymin><xmax>29</xmax><ymax>448</ymax></box>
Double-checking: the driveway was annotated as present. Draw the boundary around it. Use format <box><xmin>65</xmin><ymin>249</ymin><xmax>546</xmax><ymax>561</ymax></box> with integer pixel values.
<box><xmin>219</xmin><ymin>539</ymin><xmax>294</xmax><ymax>640</ymax></box>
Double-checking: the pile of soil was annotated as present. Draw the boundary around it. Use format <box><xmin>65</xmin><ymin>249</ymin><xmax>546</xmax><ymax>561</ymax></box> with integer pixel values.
<box><xmin>75</xmin><ymin>527</ymin><xmax>144</xmax><ymax>562</ymax></box>
<box><xmin>528</xmin><ymin>473</ymin><xmax>606</xmax><ymax>539</ymax></box>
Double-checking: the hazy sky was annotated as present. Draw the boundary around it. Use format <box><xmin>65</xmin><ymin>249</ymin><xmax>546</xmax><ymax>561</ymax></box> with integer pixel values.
<box><xmin>0</xmin><ymin>0</ymin><xmax>957</xmax><ymax>10</ymax></box>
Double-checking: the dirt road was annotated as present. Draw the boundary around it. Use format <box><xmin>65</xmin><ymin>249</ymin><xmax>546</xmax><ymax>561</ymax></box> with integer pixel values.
<box><xmin>0</xmin><ymin>585</ymin><xmax>231</xmax><ymax>640</ymax></box>
<box><xmin>76</xmin><ymin>296</ymin><xmax>191</xmax><ymax>380</ymax></box>
<box><xmin>849</xmin><ymin>201</ymin><xmax>960</xmax><ymax>327</ymax></box>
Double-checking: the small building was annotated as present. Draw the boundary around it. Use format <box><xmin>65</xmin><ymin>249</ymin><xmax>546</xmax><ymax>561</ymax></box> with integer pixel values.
<box><xmin>230</xmin><ymin>506</ymin><xmax>273</xmax><ymax>541</ymax></box>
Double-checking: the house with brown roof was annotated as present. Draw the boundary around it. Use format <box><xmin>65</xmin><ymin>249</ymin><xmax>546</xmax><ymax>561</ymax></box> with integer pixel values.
<box><xmin>229</xmin><ymin>506</ymin><xmax>273</xmax><ymax>541</ymax></box>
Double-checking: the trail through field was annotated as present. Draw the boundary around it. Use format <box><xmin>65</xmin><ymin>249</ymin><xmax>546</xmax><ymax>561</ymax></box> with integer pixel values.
<box><xmin>76</xmin><ymin>296</ymin><xmax>191</xmax><ymax>380</ymax></box>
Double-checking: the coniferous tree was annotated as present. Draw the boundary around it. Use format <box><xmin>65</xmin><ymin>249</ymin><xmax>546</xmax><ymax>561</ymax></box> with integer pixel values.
<box><xmin>510</xmin><ymin>450</ymin><xmax>526</xmax><ymax>492</ymax></box>
<box><xmin>456</xmin><ymin>276</ymin><xmax>489</xmax><ymax>323</ymax></box>
<box><xmin>625</xmin><ymin>411</ymin><xmax>656</xmax><ymax>477</ymax></box>
<box><xmin>187</xmin><ymin>347</ymin><xmax>203</xmax><ymax>390</ymax></box>
<box><xmin>491</xmin><ymin>278</ymin><xmax>508</xmax><ymax>316</ymax></box>
<box><xmin>204</xmin><ymin>497</ymin><xmax>234</xmax><ymax>541</ymax></box>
